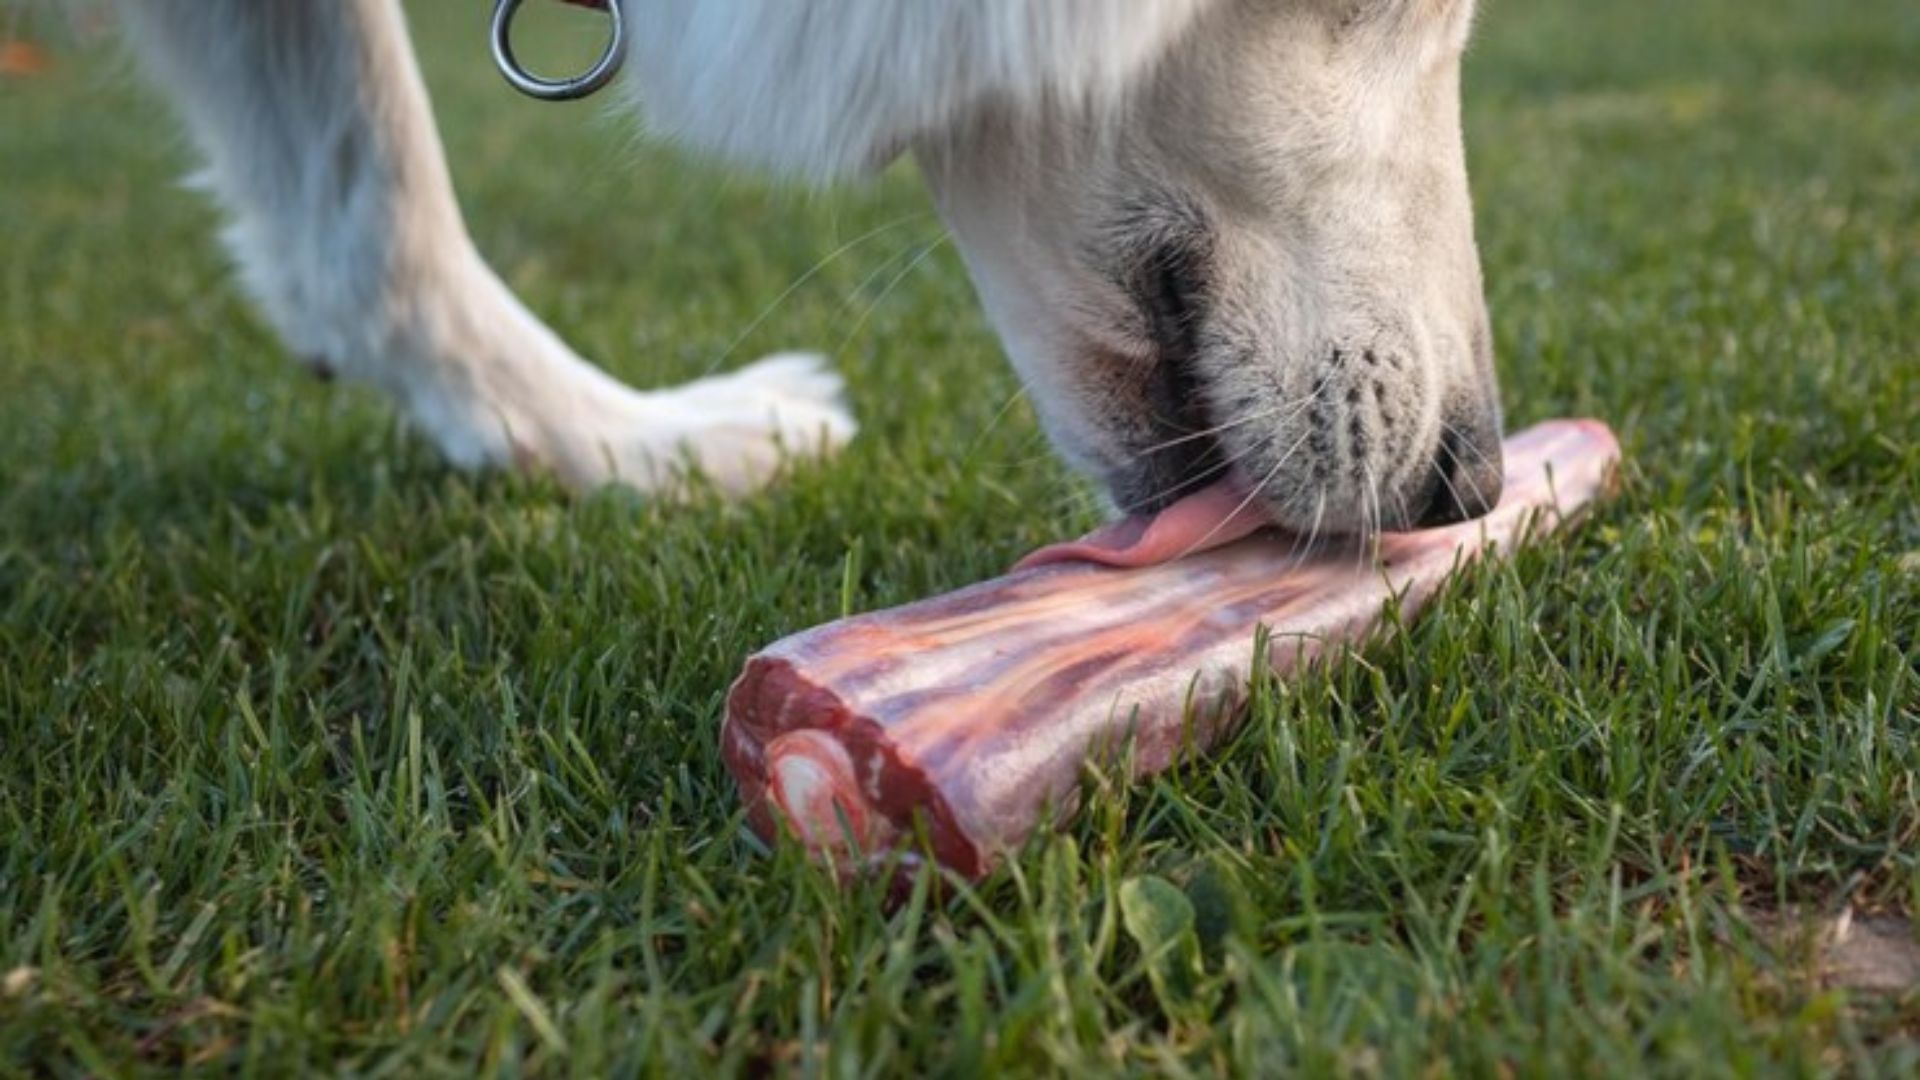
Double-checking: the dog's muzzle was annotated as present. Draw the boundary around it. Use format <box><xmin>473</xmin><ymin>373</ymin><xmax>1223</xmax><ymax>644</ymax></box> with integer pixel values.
<box><xmin>491</xmin><ymin>0</ymin><xmax>627</xmax><ymax>102</ymax></box>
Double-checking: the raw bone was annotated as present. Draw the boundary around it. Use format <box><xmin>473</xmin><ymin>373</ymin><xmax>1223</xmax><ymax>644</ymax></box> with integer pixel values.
<box><xmin>722</xmin><ymin>419</ymin><xmax>1621</xmax><ymax>878</ymax></box>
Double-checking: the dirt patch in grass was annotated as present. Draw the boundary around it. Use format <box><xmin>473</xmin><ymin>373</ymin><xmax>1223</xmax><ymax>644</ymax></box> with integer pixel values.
<box><xmin>1751</xmin><ymin>909</ymin><xmax>1920</xmax><ymax>997</ymax></box>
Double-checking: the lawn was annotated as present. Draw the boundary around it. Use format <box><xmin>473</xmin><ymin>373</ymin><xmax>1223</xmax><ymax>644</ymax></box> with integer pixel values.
<box><xmin>2</xmin><ymin>0</ymin><xmax>1916</xmax><ymax>1074</ymax></box>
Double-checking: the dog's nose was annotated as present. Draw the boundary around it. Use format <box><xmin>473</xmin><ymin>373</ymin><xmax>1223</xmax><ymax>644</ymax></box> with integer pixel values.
<box><xmin>1413</xmin><ymin>426</ymin><xmax>1504</xmax><ymax>527</ymax></box>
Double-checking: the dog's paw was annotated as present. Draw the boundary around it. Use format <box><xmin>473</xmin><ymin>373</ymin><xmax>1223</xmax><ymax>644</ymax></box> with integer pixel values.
<box><xmin>649</xmin><ymin>351</ymin><xmax>858</xmax><ymax>494</ymax></box>
<box><xmin>359</xmin><ymin>256</ymin><xmax>856</xmax><ymax>498</ymax></box>
<box><xmin>690</xmin><ymin>351</ymin><xmax>859</xmax><ymax>453</ymax></box>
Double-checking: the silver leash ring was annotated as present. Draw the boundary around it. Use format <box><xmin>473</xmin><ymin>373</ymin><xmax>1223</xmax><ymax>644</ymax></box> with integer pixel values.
<box><xmin>491</xmin><ymin>0</ymin><xmax>627</xmax><ymax>102</ymax></box>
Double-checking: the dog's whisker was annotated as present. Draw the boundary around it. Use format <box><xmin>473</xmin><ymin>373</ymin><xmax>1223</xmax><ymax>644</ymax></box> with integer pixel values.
<box><xmin>1126</xmin><ymin>435</ymin><xmax>1271</xmax><ymax>511</ymax></box>
<box><xmin>834</xmin><ymin>233</ymin><xmax>951</xmax><ymax>358</ymax></box>
<box><xmin>703</xmin><ymin>211</ymin><xmax>934</xmax><ymax>376</ymax></box>
<box><xmin>959</xmin><ymin>379</ymin><xmax>1036</xmax><ymax>467</ymax></box>
<box><xmin>1360</xmin><ymin>462</ymin><xmax>1381</xmax><ymax>573</ymax></box>
<box><xmin>1171</xmin><ymin>374</ymin><xmax>1332</xmax><ymax>560</ymax></box>
<box><xmin>1439</xmin><ymin>418</ymin><xmax>1498</xmax><ymax>467</ymax></box>
<box><xmin>1437</xmin><ymin>420</ymin><xmax>1489</xmax><ymax>516</ymax></box>
<box><xmin>983</xmin><ymin>374</ymin><xmax>1307</xmax><ymax>524</ymax></box>
<box><xmin>1172</xmin><ymin>423</ymin><xmax>1314</xmax><ymax>563</ymax></box>
<box><xmin>1131</xmin><ymin>391</ymin><xmax>1320</xmax><ymax>459</ymax></box>
<box><xmin>1440</xmin><ymin>418</ymin><xmax>1501</xmax><ymax>489</ymax></box>
<box><xmin>1391</xmin><ymin>476</ymin><xmax>1412</xmax><ymax>536</ymax></box>
<box><xmin>1172</xmin><ymin>458</ymin><xmax>1285</xmax><ymax>563</ymax></box>
<box><xmin>1039</xmin><ymin>483</ymin><xmax>1118</xmax><ymax>531</ymax></box>
<box><xmin>829</xmin><ymin>234</ymin><xmax>928</xmax><ymax>319</ymax></box>
<box><xmin>1152</xmin><ymin>378</ymin><xmax>1336</xmax><ymax>511</ymax></box>
<box><xmin>1288</xmin><ymin>490</ymin><xmax>1328</xmax><ymax>567</ymax></box>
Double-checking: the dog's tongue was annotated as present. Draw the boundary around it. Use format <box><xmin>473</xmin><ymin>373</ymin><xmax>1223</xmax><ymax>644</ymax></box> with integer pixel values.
<box><xmin>1015</xmin><ymin>482</ymin><xmax>1268</xmax><ymax>571</ymax></box>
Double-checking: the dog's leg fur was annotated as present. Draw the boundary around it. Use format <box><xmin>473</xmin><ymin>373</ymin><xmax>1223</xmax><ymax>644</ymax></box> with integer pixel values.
<box><xmin>114</xmin><ymin>0</ymin><xmax>854</xmax><ymax>493</ymax></box>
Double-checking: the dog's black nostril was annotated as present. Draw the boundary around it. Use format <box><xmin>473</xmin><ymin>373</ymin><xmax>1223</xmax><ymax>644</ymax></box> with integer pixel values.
<box><xmin>1414</xmin><ymin>428</ymin><xmax>1504</xmax><ymax>528</ymax></box>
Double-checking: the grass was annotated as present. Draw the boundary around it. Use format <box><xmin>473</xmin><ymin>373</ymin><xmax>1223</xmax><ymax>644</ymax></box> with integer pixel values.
<box><xmin>1</xmin><ymin>0</ymin><xmax>1916</xmax><ymax>1074</ymax></box>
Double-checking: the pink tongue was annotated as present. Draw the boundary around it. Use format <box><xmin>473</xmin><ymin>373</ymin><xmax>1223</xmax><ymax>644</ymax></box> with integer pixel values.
<box><xmin>1015</xmin><ymin>482</ymin><xmax>1269</xmax><ymax>571</ymax></box>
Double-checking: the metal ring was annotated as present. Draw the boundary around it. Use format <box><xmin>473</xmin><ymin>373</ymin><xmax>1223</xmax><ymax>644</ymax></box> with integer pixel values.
<box><xmin>491</xmin><ymin>0</ymin><xmax>627</xmax><ymax>102</ymax></box>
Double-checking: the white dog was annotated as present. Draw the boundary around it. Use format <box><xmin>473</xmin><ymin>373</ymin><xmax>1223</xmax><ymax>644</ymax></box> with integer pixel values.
<box><xmin>114</xmin><ymin>0</ymin><xmax>1505</xmax><ymax>537</ymax></box>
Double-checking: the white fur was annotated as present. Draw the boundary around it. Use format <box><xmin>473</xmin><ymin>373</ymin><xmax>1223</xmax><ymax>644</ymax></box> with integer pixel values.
<box><xmin>114</xmin><ymin>0</ymin><xmax>854</xmax><ymax>497</ymax></box>
<box><xmin>110</xmin><ymin>0</ymin><xmax>1500</xmax><ymax>527</ymax></box>
<box><xmin>917</xmin><ymin>0</ymin><xmax>1502</xmax><ymax>531</ymax></box>
<box><xmin>624</xmin><ymin>0</ymin><xmax>1214</xmax><ymax>178</ymax></box>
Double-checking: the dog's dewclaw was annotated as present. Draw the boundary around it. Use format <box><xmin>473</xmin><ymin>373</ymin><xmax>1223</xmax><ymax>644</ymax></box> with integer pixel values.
<box><xmin>722</xmin><ymin>419</ymin><xmax>1621</xmax><ymax>878</ymax></box>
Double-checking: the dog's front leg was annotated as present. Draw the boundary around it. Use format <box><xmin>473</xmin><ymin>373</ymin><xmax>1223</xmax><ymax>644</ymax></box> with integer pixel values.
<box><xmin>114</xmin><ymin>0</ymin><xmax>853</xmax><ymax>494</ymax></box>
